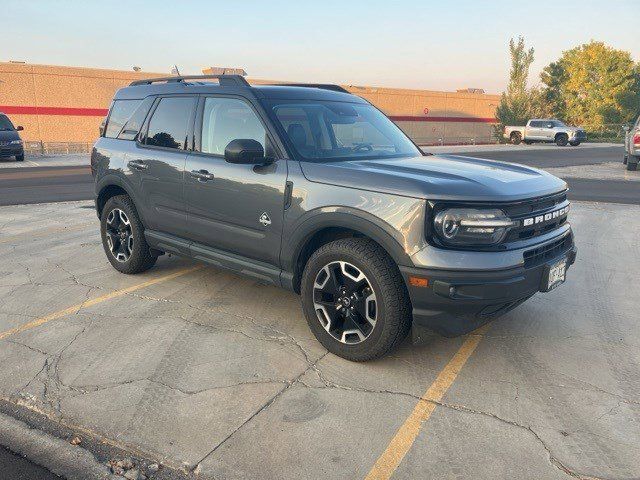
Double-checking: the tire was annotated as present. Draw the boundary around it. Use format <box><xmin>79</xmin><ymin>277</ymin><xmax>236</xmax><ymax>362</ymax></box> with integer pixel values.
<box><xmin>555</xmin><ymin>134</ymin><xmax>568</xmax><ymax>146</ymax></box>
<box><xmin>100</xmin><ymin>194</ymin><xmax>157</xmax><ymax>274</ymax></box>
<box><xmin>301</xmin><ymin>238</ymin><xmax>412</xmax><ymax>361</ymax></box>
<box><xmin>569</xmin><ymin>141</ymin><xmax>580</xmax><ymax>147</ymax></box>
<box><xmin>15</xmin><ymin>154</ymin><xmax>24</xmax><ymax>161</ymax></box>
<box><xmin>627</xmin><ymin>159</ymin><xmax>638</xmax><ymax>171</ymax></box>
<box><xmin>510</xmin><ymin>132</ymin><xmax>522</xmax><ymax>145</ymax></box>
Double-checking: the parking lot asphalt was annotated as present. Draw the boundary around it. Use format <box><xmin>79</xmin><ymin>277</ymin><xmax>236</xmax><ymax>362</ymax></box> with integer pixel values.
<box><xmin>0</xmin><ymin>447</ymin><xmax>60</xmax><ymax>480</ymax></box>
<box><xmin>426</xmin><ymin>142</ymin><xmax>623</xmax><ymax>168</ymax></box>
<box><xmin>0</xmin><ymin>200</ymin><xmax>638</xmax><ymax>479</ymax></box>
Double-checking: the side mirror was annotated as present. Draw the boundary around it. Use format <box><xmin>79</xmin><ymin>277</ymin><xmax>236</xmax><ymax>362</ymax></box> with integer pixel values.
<box><xmin>16</xmin><ymin>126</ymin><xmax>24</xmax><ymax>131</ymax></box>
<box><xmin>224</xmin><ymin>139</ymin><xmax>267</xmax><ymax>165</ymax></box>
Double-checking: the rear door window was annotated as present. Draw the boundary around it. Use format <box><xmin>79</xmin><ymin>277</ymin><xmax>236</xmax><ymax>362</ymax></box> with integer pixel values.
<box><xmin>105</xmin><ymin>100</ymin><xmax>141</xmax><ymax>138</ymax></box>
<box><xmin>144</xmin><ymin>97</ymin><xmax>195</xmax><ymax>150</ymax></box>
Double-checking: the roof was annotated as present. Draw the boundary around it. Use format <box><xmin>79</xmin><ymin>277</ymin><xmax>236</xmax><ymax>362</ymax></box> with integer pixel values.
<box><xmin>114</xmin><ymin>75</ymin><xmax>367</xmax><ymax>104</ymax></box>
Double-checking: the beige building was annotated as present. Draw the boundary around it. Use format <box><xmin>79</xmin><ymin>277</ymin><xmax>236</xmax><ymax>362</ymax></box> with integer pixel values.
<box><xmin>0</xmin><ymin>62</ymin><xmax>499</xmax><ymax>148</ymax></box>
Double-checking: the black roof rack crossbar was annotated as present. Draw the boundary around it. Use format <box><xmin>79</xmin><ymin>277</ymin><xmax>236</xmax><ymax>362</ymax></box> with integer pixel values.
<box><xmin>272</xmin><ymin>83</ymin><xmax>350</xmax><ymax>94</ymax></box>
<box><xmin>129</xmin><ymin>74</ymin><xmax>250</xmax><ymax>87</ymax></box>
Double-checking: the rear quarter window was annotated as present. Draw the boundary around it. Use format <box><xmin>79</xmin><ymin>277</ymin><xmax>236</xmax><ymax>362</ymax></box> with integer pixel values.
<box><xmin>104</xmin><ymin>100</ymin><xmax>142</xmax><ymax>138</ymax></box>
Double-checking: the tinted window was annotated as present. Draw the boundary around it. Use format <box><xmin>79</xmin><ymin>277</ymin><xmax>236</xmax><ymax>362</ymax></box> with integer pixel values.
<box><xmin>201</xmin><ymin>97</ymin><xmax>267</xmax><ymax>155</ymax></box>
<box><xmin>145</xmin><ymin>97</ymin><xmax>194</xmax><ymax>150</ymax></box>
<box><xmin>529</xmin><ymin>121</ymin><xmax>542</xmax><ymax>128</ymax></box>
<box><xmin>271</xmin><ymin>101</ymin><xmax>420</xmax><ymax>162</ymax></box>
<box><xmin>105</xmin><ymin>100</ymin><xmax>141</xmax><ymax>138</ymax></box>
<box><xmin>118</xmin><ymin>97</ymin><xmax>154</xmax><ymax>141</ymax></box>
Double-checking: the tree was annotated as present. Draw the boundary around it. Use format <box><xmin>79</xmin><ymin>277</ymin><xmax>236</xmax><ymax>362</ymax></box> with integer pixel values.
<box><xmin>541</xmin><ymin>41</ymin><xmax>640</xmax><ymax>127</ymax></box>
<box><xmin>495</xmin><ymin>37</ymin><xmax>547</xmax><ymax>137</ymax></box>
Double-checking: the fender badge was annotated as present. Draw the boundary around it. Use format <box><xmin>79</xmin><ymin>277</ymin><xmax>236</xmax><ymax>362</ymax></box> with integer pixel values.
<box><xmin>259</xmin><ymin>212</ymin><xmax>272</xmax><ymax>227</ymax></box>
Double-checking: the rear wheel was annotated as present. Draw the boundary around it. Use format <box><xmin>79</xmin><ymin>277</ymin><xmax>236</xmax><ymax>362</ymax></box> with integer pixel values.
<box><xmin>556</xmin><ymin>134</ymin><xmax>569</xmax><ymax>146</ymax></box>
<box><xmin>510</xmin><ymin>132</ymin><xmax>522</xmax><ymax>145</ymax></box>
<box><xmin>301</xmin><ymin>238</ymin><xmax>412</xmax><ymax>361</ymax></box>
<box><xmin>100</xmin><ymin>195</ymin><xmax>157</xmax><ymax>274</ymax></box>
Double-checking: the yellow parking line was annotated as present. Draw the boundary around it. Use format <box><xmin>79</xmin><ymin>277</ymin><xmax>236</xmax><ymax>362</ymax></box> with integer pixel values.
<box><xmin>0</xmin><ymin>265</ymin><xmax>202</xmax><ymax>340</ymax></box>
<box><xmin>364</xmin><ymin>324</ymin><xmax>490</xmax><ymax>480</ymax></box>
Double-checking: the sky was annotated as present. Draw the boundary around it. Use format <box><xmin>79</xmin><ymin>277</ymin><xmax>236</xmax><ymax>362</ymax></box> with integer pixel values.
<box><xmin>4</xmin><ymin>0</ymin><xmax>639</xmax><ymax>94</ymax></box>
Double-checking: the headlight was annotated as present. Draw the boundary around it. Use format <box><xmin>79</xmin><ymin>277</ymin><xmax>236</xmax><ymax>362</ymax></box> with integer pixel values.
<box><xmin>10</xmin><ymin>140</ymin><xmax>22</xmax><ymax>145</ymax></box>
<box><xmin>433</xmin><ymin>208</ymin><xmax>516</xmax><ymax>246</ymax></box>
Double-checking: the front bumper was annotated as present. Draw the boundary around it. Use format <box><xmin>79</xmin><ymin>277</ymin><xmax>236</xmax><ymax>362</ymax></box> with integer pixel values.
<box><xmin>401</xmin><ymin>235</ymin><xmax>577</xmax><ymax>337</ymax></box>
<box><xmin>0</xmin><ymin>145</ymin><xmax>23</xmax><ymax>158</ymax></box>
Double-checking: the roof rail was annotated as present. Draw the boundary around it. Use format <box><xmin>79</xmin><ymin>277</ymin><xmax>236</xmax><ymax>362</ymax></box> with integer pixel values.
<box><xmin>129</xmin><ymin>74</ymin><xmax>250</xmax><ymax>87</ymax></box>
<box><xmin>271</xmin><ymin>83</ymin><xmax>350</xmax><ymax>94</ymax></box>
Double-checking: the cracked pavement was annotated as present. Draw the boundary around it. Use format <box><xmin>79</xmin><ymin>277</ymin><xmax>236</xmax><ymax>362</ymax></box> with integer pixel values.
<box><xmin>0</xmin><ymin>200</ymin><xmax>639</xmax><ymax>479</ymax></box>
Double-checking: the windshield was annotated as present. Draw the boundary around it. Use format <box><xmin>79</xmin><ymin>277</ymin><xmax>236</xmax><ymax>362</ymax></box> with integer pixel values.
<box><xmin>0</xmin><ymin>115</ymin><xmax>15</xmax><ymax>131</ymax></box>
<box><xmin>269</xmin><ymin>101</ymin><xmax>420</xmax><ymax>161</ymax></box>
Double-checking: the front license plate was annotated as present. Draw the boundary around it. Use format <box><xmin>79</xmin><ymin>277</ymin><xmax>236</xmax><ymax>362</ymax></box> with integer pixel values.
<box><xmin>544</xmin><ymin>258</ymin><xmax>567</xmax><ymax>291</ymax></box>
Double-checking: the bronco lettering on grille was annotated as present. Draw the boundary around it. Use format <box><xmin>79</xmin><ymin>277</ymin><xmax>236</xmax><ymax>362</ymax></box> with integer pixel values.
<box><xmin>522</xmin><ymin>205</ymin><xmax>569</xmax><ymax>227</ymax></box>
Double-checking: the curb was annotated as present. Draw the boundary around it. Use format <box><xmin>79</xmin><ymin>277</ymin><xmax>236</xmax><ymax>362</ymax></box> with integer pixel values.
<box><xmin>0</xmin><ymin>411</ymin><xmax>118</xmax><ymax>480</ymax></box>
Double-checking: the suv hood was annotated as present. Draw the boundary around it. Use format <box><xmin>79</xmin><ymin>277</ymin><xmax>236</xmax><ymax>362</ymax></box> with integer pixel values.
<box><xmin>0</xmin><ymin>130</ymin><xmax>20</xmax><ymax>142</ymax></box>
<box><xmin>300</xmin><ymin>154</ymin><xmax>567</xmax><ymax>202</ymax></box>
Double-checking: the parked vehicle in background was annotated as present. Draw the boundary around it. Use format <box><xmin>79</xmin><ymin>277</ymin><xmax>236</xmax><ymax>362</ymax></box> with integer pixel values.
<box><xmin>505</xmin><ymin>119</ymin><xmax>587</xmax><ymax>146</ymax></box>
<box><xmin>623</xmin><ymin>115</ymin><xmax>640</xmax><ymax>171</ymax></box>
<box><xmin>0</xmin><ymin>113</ymin><xmax>25</xmax><ymax>161</ymax></box>
<box><xmin>92</xmin><ymin>75</ymin><xmax>577</xmax><ymax>361</ymax></box>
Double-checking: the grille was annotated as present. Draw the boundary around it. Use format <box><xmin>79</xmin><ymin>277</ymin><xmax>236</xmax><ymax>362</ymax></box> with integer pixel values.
<box><xmin>504</xmin><ymin>191</ymin><xmax>569</xmax><ymax>242</ymax></box>
<box><xmin>523</xmin><ymin>233</ymin><xmax>573</xmax><ymax>268</ymax></box>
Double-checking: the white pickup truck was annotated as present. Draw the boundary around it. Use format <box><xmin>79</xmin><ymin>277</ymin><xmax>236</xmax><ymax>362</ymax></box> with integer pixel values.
<box><xmin>504</xmin><ymin>119</ymin><xmax>587</xmax><ymax>146</ymax></box>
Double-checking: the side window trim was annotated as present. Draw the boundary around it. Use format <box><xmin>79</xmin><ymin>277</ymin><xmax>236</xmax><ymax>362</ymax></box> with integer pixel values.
<box><xmin>192</xmin><ymin>94</ymin><xmax>283</xmax><ymax>160</ymax></box>
<box><xmin>136</xmin><ymin>95</ymin><xmax>197</xmax><ymax>153</ymax></box>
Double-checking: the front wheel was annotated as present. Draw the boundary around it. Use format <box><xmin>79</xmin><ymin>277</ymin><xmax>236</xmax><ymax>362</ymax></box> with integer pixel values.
<box><xmin>569</xmin><ymin>141</ymin><xmax>581</xmax><ymax>147</ymax></box>
<box><xmin>301</xmin><ymin>238</ymin><xmax>412</xmax><ymax>361</ymax></box>
<box><xmin>100</xmin><ymin>194</ymin><xmax>157</xmax><ymax>274</ymax></box>
<box><xmin>556</xmin><ymin>134</ymin><xmax>569</xmax><ymax>146</ymax></box>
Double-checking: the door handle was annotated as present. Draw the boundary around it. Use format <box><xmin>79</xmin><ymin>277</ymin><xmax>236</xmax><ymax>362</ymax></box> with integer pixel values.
<box><xmin>128</xmin><ymin>160</ymin><xmax>148</xmax><ymax>171</ymax></box>
<box><xmin>190</xmin><ymin>169</ymin><xmax>215</xmax><ymax>181</ymax></box>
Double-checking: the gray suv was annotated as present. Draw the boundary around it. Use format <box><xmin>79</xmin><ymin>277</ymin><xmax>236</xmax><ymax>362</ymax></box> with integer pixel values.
<box><xmin>92</xmin><ymin>75</ymin><xmax>577</xmax><ymax>361</ymax></box>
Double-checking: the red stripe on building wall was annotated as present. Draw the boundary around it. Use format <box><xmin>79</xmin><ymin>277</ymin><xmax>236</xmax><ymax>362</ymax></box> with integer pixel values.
<box><xmin>389</xmin><ymin>115</ymin><xmax>497</xmax><ymax>123</ymax></box>
<box><xmin>1</xmin><ymin>105</ymin><xmax>497</xmax><ymax>123</ymax></box>
<box><xmin>0</xmin><ymin>105</ymin><xmax>109</xmax><ymax>117</ymax></box>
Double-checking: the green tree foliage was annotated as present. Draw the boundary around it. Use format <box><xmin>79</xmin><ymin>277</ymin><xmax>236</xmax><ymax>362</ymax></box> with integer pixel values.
<box><xmin>494</xmin><ymin>37</ymin><xmax>547</xmax><ymax>137</ymax></box>
<box><xmin>541</xmin><ymin>41</ymin><xmax>640</xmax><ymax>127</ymax></box>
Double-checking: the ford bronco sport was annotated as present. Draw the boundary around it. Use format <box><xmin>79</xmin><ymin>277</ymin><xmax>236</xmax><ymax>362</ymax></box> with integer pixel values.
<box><xmin>92</xmin><ymin>75</ymin><xmax>577</xmax><ymax>361</ymax></box>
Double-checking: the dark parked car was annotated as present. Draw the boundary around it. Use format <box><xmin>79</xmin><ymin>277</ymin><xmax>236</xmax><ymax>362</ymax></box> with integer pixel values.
<box><xmin>0</xmin><ymin>113</ymin><xmax>25</xmax><ymax>161</ymax></box>
<box><xmin>91</xmin><ymin>75</ymin><xmax>577</xmax><ymax>361</ymax></box>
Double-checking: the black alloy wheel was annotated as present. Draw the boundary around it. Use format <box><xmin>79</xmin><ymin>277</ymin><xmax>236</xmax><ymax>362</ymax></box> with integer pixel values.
<box><xmin>312</xmin><ymin>261</ymin><xmax>377</xmax><ymax>345</ymax></box>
